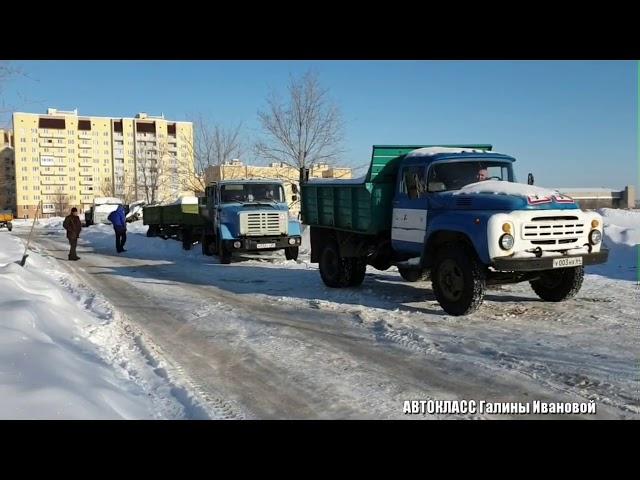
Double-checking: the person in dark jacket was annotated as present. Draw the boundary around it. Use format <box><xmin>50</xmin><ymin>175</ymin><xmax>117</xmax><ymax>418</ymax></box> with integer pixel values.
<box><xmin>108</xmin><ymin>204</ymin><xmax>127</xmax><ymax>253</ymax></box>
<box><xmin>62</xmin><ymin>207</ymin><xmax>82</xmax><ymax>261</ymax></box>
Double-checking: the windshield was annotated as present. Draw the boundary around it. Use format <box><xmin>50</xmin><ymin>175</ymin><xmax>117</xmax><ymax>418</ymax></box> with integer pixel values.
<box><xmin>423</xmin><ymin>160</ymin><xmax>514</xmax><ymax>194</ymax></box>
<box><xmin>220</xmin><ymin>183</ymin><xmax>285</xmax><ymax>203</ymax></box>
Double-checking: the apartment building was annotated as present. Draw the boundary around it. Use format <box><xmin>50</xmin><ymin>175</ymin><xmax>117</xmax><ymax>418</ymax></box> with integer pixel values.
<box><xmin>205</xmin><ymin>160</ymin><xmax>352</xmax><ymax>216</ymax></box>
<box><xmin>12</xmin><ymin>108</ymin><xmax>194</xmax><ymax>218</ymax></box>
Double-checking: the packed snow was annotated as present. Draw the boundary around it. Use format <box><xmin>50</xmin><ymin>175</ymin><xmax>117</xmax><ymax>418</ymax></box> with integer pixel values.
<box><xmin>2</xmin><ymin>207</ymin><xmax>638</xmax><ymax>419</ymax></box>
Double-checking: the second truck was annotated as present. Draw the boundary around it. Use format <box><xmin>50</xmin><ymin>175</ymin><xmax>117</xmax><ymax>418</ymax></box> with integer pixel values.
<box><xmin>144</xmin><ymin>179</ymin><xmax>302</xmax><ymax>263</ymax></box>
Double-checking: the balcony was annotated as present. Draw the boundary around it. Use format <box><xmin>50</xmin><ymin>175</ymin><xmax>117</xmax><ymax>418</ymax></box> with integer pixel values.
<box><xmin>40</xmin><ymin>178</ymin><xmax>67</xmax><ymax>186</ymax></box>
<box><xmin>39</xmin><ymin>131</ymin><xmax>65</xmax><ymax>139</ymax></box>
<box><xmin>39</xmin><ymin>141</ymin><xmax>65</xmax><ymax>148</ymax></box>
<box><xmin>78</xmin><ymin>132</ymin><xmax>91</xmax><ymax>139</ymax></box>
<box><xmin>79</xmin><ymin>150</ymin><xmax>92</xmax><ymax>158</ymax></box>
<box><xmin>78</xmin><ymin>143</ymin><xmax>92</xmax><ymax>149</ymax></box>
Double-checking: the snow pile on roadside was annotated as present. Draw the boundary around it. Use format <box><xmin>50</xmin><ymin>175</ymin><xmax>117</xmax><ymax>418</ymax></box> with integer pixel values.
<box><xmin>454</xmin><ymin>180</ymin><xmax>559</xmax><ymax>198</ymax></box>
<box><xmin>585</xmin><ymin>208</ymin><xmax>639</xmax><ymax>282</ymax></box>
<box><xmin>0</xmin><ymin>233</ymin><xmax>184</xmax><ymax>419</ymax></box>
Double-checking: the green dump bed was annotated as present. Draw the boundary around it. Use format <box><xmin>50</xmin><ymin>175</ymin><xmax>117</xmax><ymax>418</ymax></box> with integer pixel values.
<box><xmin>301</xmin><ymin>145</ymin><xmax>492</xmax><ymax>236</ymax></box>
<box><xmin>143</xmin><ymin>201</ymin><xmax>203</xmax><ymax>227</ymax></box>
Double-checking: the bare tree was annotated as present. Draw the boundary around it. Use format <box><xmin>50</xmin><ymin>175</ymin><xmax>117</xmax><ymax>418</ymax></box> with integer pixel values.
<box><xmin>99</xmin><ymin>177</ymin><xmax>115</xmax><ymax>197</ymax></box>
<box><xmin>254</xmin><ymin>71</ymin><xmax>345</xmax><ymax>174</ymax></box>
<box><xmin>136</xmin><ymin>142</ymin><xmax>167</xmax><ymax>204</ymax></box>
<box><xmin>180</xmin><ymin>115</ymin><xmax>244</xmax><ymax>194</ymax></box>
<box><xmin>52</xmin><ymin>190</ymin><xmax>69</xmax><ymax>217</ymax></box>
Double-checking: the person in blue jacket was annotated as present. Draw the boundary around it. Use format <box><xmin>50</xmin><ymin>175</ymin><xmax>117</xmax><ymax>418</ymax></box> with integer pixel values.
<box><xmin>107</xmin><ymin>205</ymin><xmax>127</xmax><ymax>253</ymax></box>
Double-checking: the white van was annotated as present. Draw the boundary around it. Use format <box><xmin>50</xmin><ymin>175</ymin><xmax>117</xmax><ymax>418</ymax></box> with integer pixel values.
<box><xmin>89</xmin><ymin>197</ymin><xmax>124</xmax><ymax>225</ymax></box>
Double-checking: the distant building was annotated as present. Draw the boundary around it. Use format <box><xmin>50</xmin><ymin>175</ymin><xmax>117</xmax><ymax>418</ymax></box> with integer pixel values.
<box><xmin>205</xmin><ymin>160</ymin><xmax>352</xmax><ymax>215</ymax></box>
<box><xmin>557</xmin><ymin>186</ymin><xmax>636</xmax><ymax>209</ymax></box>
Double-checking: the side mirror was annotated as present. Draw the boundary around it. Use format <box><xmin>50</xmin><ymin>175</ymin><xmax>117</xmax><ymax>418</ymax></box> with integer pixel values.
<box><xmin>291</xmin><ymin>183</ymin><xmax>299</xmax><ymax>194</ymax></box>
<box><xmin>292</xmin><ymin>195</ymin><xmax>298</xmax><ymax>202</ymax></box>
<box><xmin>527</xmin><ymin>173</ymin><xmax>534</xmax><ymax>185</ymax></box>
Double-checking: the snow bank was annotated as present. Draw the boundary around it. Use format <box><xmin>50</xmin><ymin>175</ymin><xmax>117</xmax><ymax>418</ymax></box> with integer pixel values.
<box><xmin>0</xmin><ymin>232</ymin><xmax>176</xmax><ymax>419</ymax></box>
<box><xmin>585</xmin><ymin>208</ymin><xmax>639</xmax><ymax>282</ymax></box>
<box><xmin>454</xmin><ymin>180</ymin><xmax>560</xmax><ymax>198</ymax></box>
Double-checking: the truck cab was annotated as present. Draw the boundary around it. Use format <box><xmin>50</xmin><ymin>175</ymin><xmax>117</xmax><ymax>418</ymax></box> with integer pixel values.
<box><xmin>200</xmin><ymin>180</ymin><xmax>302</xmax><ymax>264</ymax></box>
<box><xmin>301</xmin><ymin>145</ymin><xmax>609</xmax><ymax>316</ymax></box>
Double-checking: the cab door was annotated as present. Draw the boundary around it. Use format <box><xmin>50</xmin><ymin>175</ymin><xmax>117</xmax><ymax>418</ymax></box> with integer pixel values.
<box><xmin>391</xmin><ymin>164</ymin><xmax>429</xmax><ymax>255</ymax></box>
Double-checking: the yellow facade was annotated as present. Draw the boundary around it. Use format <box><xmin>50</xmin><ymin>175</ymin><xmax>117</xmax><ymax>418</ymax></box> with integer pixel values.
<box><xmin>204</xmin><ymin>161</ymin><xmax>352</xmax><ymax>215</ymax></box>
<box><xmin>11</xmin><ymin>109</ymin><xmax>194</xmax><ymax>218</ymax></box>
<box><xmin>0</xmin><ymin>128</ymin><xmax>16</xmax><ymax>212</ymax></box>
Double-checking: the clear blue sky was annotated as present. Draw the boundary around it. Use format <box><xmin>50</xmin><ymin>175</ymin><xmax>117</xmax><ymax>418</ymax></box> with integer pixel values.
<box><xmin>2</xmin><ymin>60</ymin><xmax>637</xmax><ymax>189</ymax></box>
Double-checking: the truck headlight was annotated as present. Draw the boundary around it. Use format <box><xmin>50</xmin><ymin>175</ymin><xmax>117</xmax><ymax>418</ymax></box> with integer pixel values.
<box><xmin>499</xmin><ymin>234</ymin><xmax>514</xmax><ymax>250</ymax></box>
<box><xmin>288</xmin><ymin>238</ymin><xmax>296</xmax><ymax>245</ymax></box>
<box><xmin>589</xmin><ymin>230</ymin><xmax>602</xmax><ymax>245</ymax></box>
<box><xmin>233</xmin><ymin>241</ymin><xmax>242</xmax><ymax>249</ymax></box>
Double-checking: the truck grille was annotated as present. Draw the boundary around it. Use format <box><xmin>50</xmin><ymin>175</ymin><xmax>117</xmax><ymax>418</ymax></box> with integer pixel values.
<box><xmin>522</xmin><ymin>217</ymin><xmax>585</xmax><ymax>243</ymax></box>
<box><xmin>241</xmin><ymin>212</ymin><xmax>285</xmax><ymax>236</ymax></box>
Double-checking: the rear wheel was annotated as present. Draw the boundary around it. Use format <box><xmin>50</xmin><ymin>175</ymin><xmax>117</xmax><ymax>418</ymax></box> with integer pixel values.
<box><xmin>284</xmin><ymin>246</ymin><xmax>299</xmax><ymax>261</ymax></box>
<box><xmin>182</xmin><ymin>228</ymin><xmax>192</xmax><ymax>250</ymax></box>
<box><xmin>398</xmin><ymin>266</ymin><xmax>426</xmax><ymax>282</ymax></box>
<box><xmin>319</xmin><ymin>240</ymin><xmax>365</xmax><ymax>288</ymax></box>
<box><xmin>530</xmin><ymin>266</ymin><xmax>584</xmax><ymax>302</ymax></box>
<box><xmin>431</xmin><ymin>244</ymin><xmax>486</xmax><ymax>316</ymax></box>
<box><xmin>346</xmin><ymin>257</ymin><xmax>367</xmax><ymax>286</ymax></box>
<box><xmin>319</xmin><ymin>240</ymin><xmax>349</xmax><ymax>288</ymax></box>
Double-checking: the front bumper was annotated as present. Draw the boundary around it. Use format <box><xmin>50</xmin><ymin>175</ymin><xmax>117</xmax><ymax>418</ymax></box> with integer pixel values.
<box><xmin>492</xmin><ymin>249</ymin><xmax>609</xmax><ymax>272</ymax></box>
<box><xmin>223</xmin><ymin>236</ymin><xmax>302</xmax><ymax>252</ymax></box>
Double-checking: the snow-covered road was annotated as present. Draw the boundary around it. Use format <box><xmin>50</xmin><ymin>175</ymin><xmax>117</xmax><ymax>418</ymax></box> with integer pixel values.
<box><xmin>11</xmin><ymin>216</ymin><xmax>638</xmax><ymax>420</ymax></box>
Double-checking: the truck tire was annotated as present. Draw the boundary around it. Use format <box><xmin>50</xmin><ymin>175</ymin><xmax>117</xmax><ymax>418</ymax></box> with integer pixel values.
<box><xmin>284</xmin><ymin>246</ymin><xmax>299</xmax><ymax>261</ymax></box>
<box><xmin>146</xmin><ymin>225</ymin><xmax>156</xmax><ymax>237</ymax></box>
<box><xmin>431</xmin><ymin>244</ymin><xmax>486</xmax><ymax>316</ymax></box>
<box><xmin>201</xmin><ymin>234</ymin><xmax>214</xmax><ymax>256</ymax></box>
<box><xmin>319</xmin><ymin>241</ymin><xmax>364</xmax><ymax>288</ymax></box>
<box><xmin>346</xmin><ymin>257</ymin><xmax>367</xmax><ymax>286</ymax></box>
<box><xmin>398</xmin><ymin>266</ymin><xmax>426</xmax><ymax>282</ymax></box>
<box><xmin>7</xmin><ymin>223</ymin><xmax>12</xmax><ymax>232</ymax></box>
<box><xmin>218</xmin><ymin>241</ymin><xmax>232</xmax><ymax>264</ymax></box>
<box><xmin>530</xmin><ymin>266</ymin><xmax>584</xmax><ymax>302</ymax></box>
<box><xmin>182</xmin><ymin>228</ymin><xmax>192</xmax><ymax>250</ymax></box>
<box><xmin>319</xmin><ymin>240</ymin><xmax>349</xmax><ymax>288</ymax></box>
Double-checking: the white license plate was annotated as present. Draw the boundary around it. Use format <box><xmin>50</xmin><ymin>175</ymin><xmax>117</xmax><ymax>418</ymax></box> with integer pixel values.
<box><xmin>552</xmin><ymin>257</ymin><xmax>583</xmax><ymax>268</ymax></box>
<box><xmin>256</xmin><ymin>243</ymin><xmax>276</xmax><ymax>249</ymax></box>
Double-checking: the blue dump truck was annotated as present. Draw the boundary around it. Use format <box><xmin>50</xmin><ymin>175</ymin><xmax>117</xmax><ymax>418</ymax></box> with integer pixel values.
<box><xmin>300</xmin><ymin>145</ymin><xmax>609</xmax><ymax>316</ymax></box>
<box><xmin>199</xmin><ymin>179</ymin><xmax>302</xmax><ymax>264</ymax></box>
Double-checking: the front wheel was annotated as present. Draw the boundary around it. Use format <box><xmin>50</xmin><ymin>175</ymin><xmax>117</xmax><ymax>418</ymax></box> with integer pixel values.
<box><xmin>7</xmin><ymin>223</ymin><xmax>12</xmax><ymax>232</ymax></box>
<box><xmin>530</xmin><ymin>266</ymin><xmax>584</xmax><ymax>302</ymax></box>
<box><xmin>218</xmin><ymin>241</ymin><xmax>232</xmax><ymax>264</ymax></box>
<box><xmin>284</xmin><ymin>246</ymin><xmax>299</xmax><ymax>261</ymax></box>
<box><xmin>398</xmin><ymin>266</ymin><xmax>426</xmax><ymax>282</ymax></box>
<box><xmin>431</xmin><ymin>244</ymin><xmax>486</xmax><ymax>316</ymax></box>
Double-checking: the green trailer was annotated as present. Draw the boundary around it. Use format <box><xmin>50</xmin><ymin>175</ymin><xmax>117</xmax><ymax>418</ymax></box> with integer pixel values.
<box><xmin>143</xmin><ymin>199</ymin><xmax>204</xmax><ymax>250</ymax></box>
